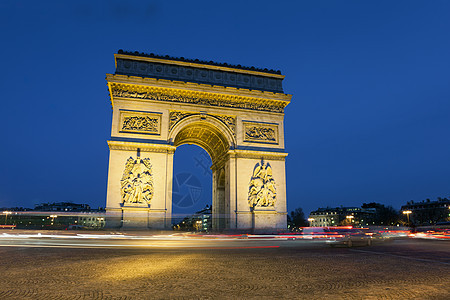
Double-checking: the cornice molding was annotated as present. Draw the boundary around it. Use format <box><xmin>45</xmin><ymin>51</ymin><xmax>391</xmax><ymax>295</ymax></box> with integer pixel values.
<box><xmin>107</xmin><ymin>74</ymin><xmax>291</xmax><ymax>101</ymax></box>
<box><xmin>228</xmin><ymin>149</ymin><xmax>288</xmax><ymax>161</ymax></box>
<box><xmin>107</xmin><ymin>77</ymin><xmax>290</xmax><ymax>113</ymax></box>
<box><xmin>212</xmin><ymin>149</ymin><xmax>288</xmax><ymax>170</ymax></box>
<box><xmin>107</xmin><ymin>140</ymin><xmax>176</xmax><ymax>154</ymax></box>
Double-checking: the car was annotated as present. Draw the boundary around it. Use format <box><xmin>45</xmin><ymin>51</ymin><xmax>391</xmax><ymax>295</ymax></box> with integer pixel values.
<box><xmin>325</xmin><ymin>228</ymin><xmax>372</xmax><ymax>247</ymax></box>
<box><xmin>300</xmin><ymin>227</ymin><xmax>329</xmax><ymax>240</ymax></box>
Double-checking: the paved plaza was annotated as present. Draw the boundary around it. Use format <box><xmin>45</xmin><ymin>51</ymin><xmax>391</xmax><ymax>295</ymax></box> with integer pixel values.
<box><xmin>0</xmin><ymin>237</ymin><xmax>449</xmax><ymax>299</ymax></box>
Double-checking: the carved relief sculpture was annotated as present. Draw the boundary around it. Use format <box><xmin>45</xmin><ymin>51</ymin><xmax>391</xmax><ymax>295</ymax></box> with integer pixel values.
<box><xmin>169</xmin><ymin>110</ymin><xmax>236</xmax><ymax>136</ymax></box>
<box><xmin>121</xmin><ymin>157</ymin><xmax>154</xmax><ymax>205</ymax></box>
<box><xmin>215</xmin><ymin>115</ymin><xmax>236</xmax><ymax>136</ymax></box>
<box><xmin>248</xmin><ymin>161</ymin><xmax>277</xmax><ymax>208</ymax></box>
<box><xmin>244</xmin><ymin>122</ymin><xmax>278</xmax><ymax>144</ymax></box>
<box><xmin>122</xmin><ymin>116</ymin><xmax>158</xmax><ymax>132</ymax></box>
<box><xmin>169</xmin><ymin>111</ymin><xmax>193</xmax><ymax>131</ymax></box>
<box><xmin>120</xmin><ymin>111</ymin><xmax>161</xmax><ymax>135</ymax></box>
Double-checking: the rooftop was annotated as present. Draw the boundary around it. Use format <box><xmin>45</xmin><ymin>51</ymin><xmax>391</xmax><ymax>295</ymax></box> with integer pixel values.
<box><xmin>117</xmin><ymin>49</ymin><xmax>282</xmax><ymax>75</ymax></box>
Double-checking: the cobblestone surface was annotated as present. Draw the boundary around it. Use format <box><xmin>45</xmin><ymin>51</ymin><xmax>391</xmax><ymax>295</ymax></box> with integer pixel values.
<box><xmin>0</xmin><ymin>239</ymin><xmax>449</xmax><ymax>299</ymax></box>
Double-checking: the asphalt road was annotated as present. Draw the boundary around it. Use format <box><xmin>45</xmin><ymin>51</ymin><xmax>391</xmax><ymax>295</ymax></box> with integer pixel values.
<box><xmin>0</xmin><ymin>233</ymin><xmax>448</xmax><ymax>299</ymax></box>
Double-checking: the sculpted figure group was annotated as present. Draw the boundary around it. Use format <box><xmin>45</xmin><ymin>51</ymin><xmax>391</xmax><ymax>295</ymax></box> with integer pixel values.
<box><xmin>120</xmin><ymin>157</ymin><xmax>154</xmax><ymax>205</ymax></box>
<box><xmin>248</xmin><ymin>161</ymin><xmax>277</xmax><ymax>208</ymax></box>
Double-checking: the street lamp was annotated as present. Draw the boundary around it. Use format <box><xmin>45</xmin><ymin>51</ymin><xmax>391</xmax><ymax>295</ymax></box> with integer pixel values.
<box><xmin>50</xmin><ymin>215</ymin><xmax>58</xmax><ymax>226</ymax></box>
<box><xmin>402</xmin><ymin>210</ymin><xmax>412</xmax><ymax>226</ymax></box>
<box><xmin>3</xmin><ymin>211</ymin><xmax>12</xmax><ymax>225</ymax></box>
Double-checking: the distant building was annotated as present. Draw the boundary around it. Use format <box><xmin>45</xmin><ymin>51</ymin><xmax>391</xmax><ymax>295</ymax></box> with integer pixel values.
<box><xmin>308</xmin><ymin>208</ymin><xmax>340</xmax><ymax>227</ymax></box>
<box><xmin>34</xmin><ymin>202</ymin><xmax>94</xmax><ymax>212</ymax></box>
<box><xmin>401</xmin><ymin>198</ymin><xmax>450</xmax><ymax>226</ymax></box>
<box><xmin>194</xmin><ymin>205</ymin><xmax>212</xmax><ymax>232</ymax></box>
<box><xmin>173</xmin><ymin>205</ymin><xmax>212</xmax><ymax>232</ymax></box>
<box><xmin>308</xmin><ymin>207</ymin><xmax>376</xmax><ymax>227</ymax></box>
<box><xmin>3</xmin><ymin>202</ymin><xmax>105</xmax><ymax>229</ymax></box>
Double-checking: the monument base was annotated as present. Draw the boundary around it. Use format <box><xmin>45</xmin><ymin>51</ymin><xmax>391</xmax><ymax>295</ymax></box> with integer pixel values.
<box><xmin>252</xmin><ymin>206</ymin><xmax>279</xmax><ymax>233</ymax></box>
<box><xmin>121</xmin><ymin>206</ymin><xmax>150</xmax><ymax>230</ymax></box>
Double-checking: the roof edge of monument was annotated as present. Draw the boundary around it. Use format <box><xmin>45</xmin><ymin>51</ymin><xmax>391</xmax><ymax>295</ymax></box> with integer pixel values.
<box><xmin>115</xmin><ymin>50</ymin><xmax>285</xmax><ymax>79</ymax></box>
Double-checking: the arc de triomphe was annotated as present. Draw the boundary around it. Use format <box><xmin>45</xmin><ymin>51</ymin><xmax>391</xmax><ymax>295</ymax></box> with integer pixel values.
<box><xmin>105</xmin><ymin>50</ymin><xmax>291</xmax><ymax>231</ymax></box>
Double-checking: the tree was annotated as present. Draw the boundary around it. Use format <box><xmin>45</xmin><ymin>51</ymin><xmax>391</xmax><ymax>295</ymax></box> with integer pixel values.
<box><xmin>378</xmin><ymin>205</ymin><xmax>399</xmax><ymax>225</ymax></box>
<box><xmin>287</xmin><ymin>207</ymin><xmax>308</xmax><ymax>230</ymax></box>
<box><xmin>362</xmin><ymin>202</ymin><xmax>400</xmax><ymax>225</ymax></box>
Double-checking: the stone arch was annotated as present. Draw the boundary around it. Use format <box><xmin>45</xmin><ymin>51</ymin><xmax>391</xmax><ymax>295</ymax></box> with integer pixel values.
<box><xmin>105</xmin><ymin>51</ymin><xmax>289</xmax><ymax>232</ymax></box>
<box><xmin>168</xmin><ymin>114</ymin><xmax>236</xmax><ymax>163</ymax></box>
<box><xmin>169</xmin><ymin>115</ymin><xmax>234</xmax><ymax>231</ymax></box>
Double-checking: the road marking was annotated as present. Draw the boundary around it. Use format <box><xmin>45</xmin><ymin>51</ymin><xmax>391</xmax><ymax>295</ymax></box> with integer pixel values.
<box><xmin>350</xmin><ymin>248</ymin><xmax>450</xmax><ymax>266</ymax></box>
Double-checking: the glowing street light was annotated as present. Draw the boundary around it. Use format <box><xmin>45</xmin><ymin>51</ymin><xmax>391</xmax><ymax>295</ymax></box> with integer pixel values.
<box><xmin>346</xmin><ymin>215</ymin><xmax>354</xmax><ymax>223</ymax></box>
<box><xmin>3</xmin><ymin>211</ymin><xmax>12</xmax><ymax>225</ymax></box>
<box><xmin>403</xmin><ymin>210</ymin><xmax>412</xmax><ymax>226</ymax></box>
<box><xmin>50</xmin><ymin>215</ymin><xmax>58</xmax><ymax>225</ymax></box>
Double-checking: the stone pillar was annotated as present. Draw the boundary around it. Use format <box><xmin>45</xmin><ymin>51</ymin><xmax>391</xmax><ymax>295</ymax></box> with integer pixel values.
<box><xmin>212</xmin><ymin>166</ymin><xmax>226</xmax><ymax>231</ymax></box>
<box><xmin>232</xmin><ymin>150</ymin><xmax>288</xmax><ymax>233</ymax></box>
<box><xmin>105</xmin><ymin>141</ymin><xmax>176</xmax><ymax>230</ymax></box>
<box><xmin>226</xmin><ymin>154</ymin><xmax>237</xmax><ymax>229</ymax></box>
<box><xmin>211</xmin><ymin>168</ymin><xmax>218</xmax><ymax>230</ymax></box>
<box><xmin>163</xmin><ymin>150</ymin><xmax>174</xmax><ymax>229</ymax></box>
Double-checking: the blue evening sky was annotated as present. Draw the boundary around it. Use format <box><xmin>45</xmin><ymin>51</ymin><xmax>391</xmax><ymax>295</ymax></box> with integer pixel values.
<box><xmin>0</xmin><ymin>0</ymin><xmax>449</xmax><ymax>215</ymax></box>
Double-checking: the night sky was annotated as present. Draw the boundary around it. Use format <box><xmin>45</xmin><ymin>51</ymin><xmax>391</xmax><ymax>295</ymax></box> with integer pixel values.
<box><xmin>1</xmin><ymin>1</ymin><xmax>449</xmax><ymax>216</ymax></box>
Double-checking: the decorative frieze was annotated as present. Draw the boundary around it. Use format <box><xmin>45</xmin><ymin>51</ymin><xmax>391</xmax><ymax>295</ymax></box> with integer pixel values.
<box><xmin>119</xmin><ymin>111</ymin><xmax>161</xmax><ymax>135</ymax></box>
<box><xmin>110</xmin><ymin>83</ymin><xmax>286</xmax><ymax>113</ymax></box>
<box><xmin>243</xmin><ymin>122</ymin><xmax>278</xmax><ymax>144</ymax></box>
<box><xmin>115</xmin><ymin>56</ymin><xmax>284</xmax><ymax>93</ymax></box>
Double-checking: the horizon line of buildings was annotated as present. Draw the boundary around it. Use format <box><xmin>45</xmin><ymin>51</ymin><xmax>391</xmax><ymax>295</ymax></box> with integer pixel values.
<box><xmin>1</xmin><ymin>202</ymin><xmax>106</xmax><ymax>229</ymax></box>
<box><xmin>2</xmin><ymin>197</ymin><xmax>449</xmax><ymax>230</ymax></box>
<box><xmin>308</xmin><ymin>197</ymin><xmax>450</xmax><ymax>227</ymax></box>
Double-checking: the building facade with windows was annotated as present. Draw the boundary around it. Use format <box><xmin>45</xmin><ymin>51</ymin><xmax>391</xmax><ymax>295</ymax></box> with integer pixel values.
<box><xmin>308</xmin><ymin>207</ymin><xmax>376</xmax><ymax>227</ymax></box>
<box><xmin>401</xmin><ymin>198</ymin><xmax>450</xmax><ymax>226</ymax></box>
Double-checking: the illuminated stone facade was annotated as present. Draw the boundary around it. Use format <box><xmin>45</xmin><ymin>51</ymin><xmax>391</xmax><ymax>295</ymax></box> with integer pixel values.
<box><xmin>105</xmin><ymin>51</ymin><xmax>291</xmax><ymax>231</ymax></box>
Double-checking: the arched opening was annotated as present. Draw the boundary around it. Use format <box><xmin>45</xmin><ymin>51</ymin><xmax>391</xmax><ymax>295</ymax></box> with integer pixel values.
<box><xmin>171</xmin><ymin>144</ymin><xmax>212</xmax><ymax>231</ymax></box>
<box><xmin>170</xmin><ymin>119</ymin><xmax>232</xmax><ymax>232</ymax></box>
<box><xmin>173</xmin><ymin>121</ymin><xmax>230</xmax><ymax>164</ymax></box>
